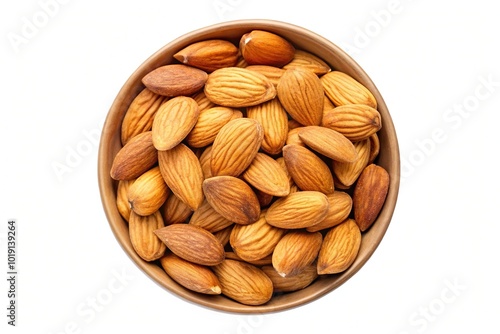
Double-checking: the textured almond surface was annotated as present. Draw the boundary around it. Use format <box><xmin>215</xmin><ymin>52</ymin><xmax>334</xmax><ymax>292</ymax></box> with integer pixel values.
<box><xmin>322</xmin><ymin>104</ymin><xmax>382</xmax><ymax>142</ymax></box>
<box><xmin>110</xmin><ymin>131</ymin><xmax>157</xmax><ymax>180</ymax></box>
<box><xmin>154</xmin><ymin>224</ymin><xmax>225</xmax><ymax>266</ymax></box>
<box><xmin>127</xmin><ymin>166</ymin><xmax>169</xmax><ymax>216</ymax></box>
<box><xmin>158</xmin><ymin>143</ymin><xmax>204</xmax><ymax>211</ymax></box>
<box><xmin>262</xmin><ymin>264</ymin><xmax>318</xmax><ymax>293</ymax></box>
<box><xmin>213</xmin><ymin>259</ymin><xmax>273</xmax><ymax>305</ymax></box>
<box><xmin>353</xmin><ymin>164</ymin><xmax>390</xmax><ymax>231</ymax></box>
<box><xmin>283</xmin><ymin>49</ymin><xmax>331</xmax><ymax>75</ymax></box>
<box><xmin>283</xmin><ymin>144</ymin><xmax>334</xmax><ymax>194</ymax></box>
<box><xmin>142</xmin><ymin>64</ymin><xmax>208</xmax><ymax>97</ymax></box>
<box><xmin>152</xmin><ymin>96</ymin><xmax>200</xmax><ymax>151</ymax></box>
<box><xmin>242</xmin><ymin>153</ymin><xmax>290</xmax><ymax>197</ymax></box>
<box><xmin>321</xmin><ymin>71</ymin><xmax>377</xmax><ymax>108</ymax></box>
<box><xmin>266</xmin><ymin>191</ymin><xmax>329</xmax><ymax>229</ymax></box>
<box><xmin>189</xmin><ymin>200</ymin><xmax>233</xmax><ymax>233</ymax></box>
<box><xmin>272</xmin><ymin>231</ymin><xmax>322</xmax><ymax>277</ymax></box>
<box><xmin>277</xmin><ymin>68</ymin><xmax>324</xmax><ymax>126</ymax></box>
<box><xmin>160</xmin><ymin>194</ymin><xmax>193</xmax><ymax>225</ymax></box>
<box><xmin>159</xmin><ymin>253</ymin><xmax>221</xmax><ymax>294</ymax></box>
<box><xmin>298</xmin><ymin>125</ymin><xmax>358</xmax><ymax>163</ymax></box>
<box><xmin>333</xmin><ymin>138</ymin><xmax>371</xmax><ymax>187</ymax></box>
<box><xmin>230</xmin><ymin>213</ymin><xmax>286</xmax><ymax>262</ymax></box>
<box><xmin>129</xmin><ymin>211</ymin><xmax>166</xmax><ymax>262</ymax></box>
<box><xmin>173</xmin><ymin>39</ymin><xmax>239</xmax><ymax>72</ymax></box>
<box><xmin>306</xmin><ymin>191</ymin><xmax>353</xmax><ymax>232</ymax></box>
<box><xmin>203</xmin><ymin>176</ymin><xmax>261</xmax><ymax>225</ymax></box>
<box><xmin>186</xmin><ymin>106</ymin><xmax>236</xmax><ymax>148</ymax></box>
<box><xmin>204</xmin><ymin>67</ymin><xmax>276</xmax><ymax>107</ymax></box>
<box><xmin>240</xmin><ymin>30</ymin><xmax>295</xmax><ymax>67</ymax></box>
<box><xmin>317</xmin><ymin>219</ymin><xmax>361</xmax><ymax>274</ymax></box>
<box><xmin>210</xmin><ymin>118</ymin><xmax>263</xmax><ymax>177</ymax></box>
<box><xmin>121</xmin><ymin>88</ymin><xmax>167</xmax><ymax>145</ymax></box>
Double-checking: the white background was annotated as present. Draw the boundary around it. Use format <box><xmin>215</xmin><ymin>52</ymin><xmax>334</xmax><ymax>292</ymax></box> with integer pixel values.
<box><xmin>2</xmin><ymin>0</ymin><xmax>499</xmax><ymax>333</ymax></box>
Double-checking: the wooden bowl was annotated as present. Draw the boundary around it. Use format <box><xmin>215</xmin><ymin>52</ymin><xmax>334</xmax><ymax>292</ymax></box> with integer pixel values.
<box><xmin>98</xmin><ymin>19</ymin><xmax>400</xmax><ymax>314</ymax></box>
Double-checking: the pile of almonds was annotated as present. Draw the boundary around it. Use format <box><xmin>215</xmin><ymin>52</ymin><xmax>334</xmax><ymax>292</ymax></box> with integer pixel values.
<box><xmin>110</xmin><ymin>29</ymin><xmax>390</xmax><ymax>306</ymax></box>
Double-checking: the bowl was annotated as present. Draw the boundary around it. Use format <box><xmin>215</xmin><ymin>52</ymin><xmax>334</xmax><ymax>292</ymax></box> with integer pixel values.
<box><xmin>98</xmin><ymin>19</ymin><xmax>400</xmax><ymax>314</ymax></box>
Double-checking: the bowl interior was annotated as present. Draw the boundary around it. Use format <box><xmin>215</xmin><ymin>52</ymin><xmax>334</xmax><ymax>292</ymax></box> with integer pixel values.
<box><xmin>98</xmin><ymin>19</ymin><xmax>400</xmax><ymax>314</ymax></box>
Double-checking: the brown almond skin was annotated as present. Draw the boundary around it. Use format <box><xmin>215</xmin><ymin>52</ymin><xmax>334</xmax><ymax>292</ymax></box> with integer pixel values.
<box><xmin>321</xmin><ymin>71</ymin><xmax>377</xmax><ymax>108</ymax></box>
<box><xmin>333</xmin><ymin>138</ymin><xmax>371</xmax><ymax>187</ymax></box>
<box><xmin>159</xmin><ymin>253</ymin><xmax>221</xmax><ymax>294</ymax></box>
<box><xmin>160</xmin><ymin>194</ymin><xmax>193</xmax><ymax>225</ymax></box>
<box><xmin>203</xmin><ymin>176</ymin><xmax>261</xmax><ymax>225</ymax></box>
<box><xmin>129</xmin><ymin>211</ymin><xmax>167</xmax><ymax>262</ymax></box>
<box><xmin>186</xmin><ymin>106</ymin><xmax>236</xmax><ymax>148</ymax></box>
<box><xmin>283</xmin><ymin>144</ymin><xmax>334</xmax><ymax>195</ymax></box>
<box><xmin>306</xmin><ymin>191</ymin><xmax>353</xmax><ymax>232</ymax></box>
<box><xmin>158</xmin><ymin>143</ymin><xmax>204</xmax><ymax>211</ymax></box>
<box><xmin>317</xmin><ymin>219</ymin><xmax>361</xmax><ymax>274</ymax></box>
<box><xmin>242</xmin><ymin>153</ymin><xmax>290</xmax><ymax>197</ymax></box>
<box><xmin>265</xmin><ymin>191</ymin><xmax>329</xmax><ymax>229</ymax></box>
<box><xmin>127</xmin><ymin>166</ymin><xmax>170</xmax><ymax>216</ymax></box>
<box><xmin>204</xmin><ymin>67</ymin><xmax>276</xmax><ymax>108</ymax></box>
<box><xmin>110</xmin><ymin>131</ymin><xmax>157</xmax><ymax>181</ymax></box>
<box><xmin>116</xmin><ymin>179</ymin><xmax>135</xmax><ymax>222</ymax></box>
<box><xmin>240</xmin><ymin>30</ymin><xmax>295</xmax><ymax>67</ymax></box>
<box><xmin>173</xmin><ymin>39</ymin><xmax>239</xmax><ymax>73</ymax></box>
<box><xmin>210</xmin><ymin>118</ymin><xmax>264</xmax><ymax>177</ymax></box>
<box><xmin>277</xmin><ymin>68</ymin><xmax>324</xmax><ymax>126</ymax></box>
<box><xmin>246</xmin><ymin>98</ymin><xmax>289</xmax><ymax>155</ymax></box>
<box><xmin>353</xmin><ymin>164</ymin><xmax>390</xmax><ymax>231</ymax></box>
<box><xmin>322</xmin><ymin>104</ymin><xmax>382</xmax><ymax>142</ymax></box>
<box><xmin>283</xmin><ymin>49</ymin><xmax>331</xmax><ymax>75</ymax></box>
<box><xmin>152</xmin><ymin>96</ymin><xmax>200</xmax><ymax>151</ymax></box>
<box><xmin>272</xmin><ymin>231</ymin><xmax>323</xmax><ymax>277</ymax></box>
<box><xmin>142</xmin><ymin>64</ymin><xmax>208</xmax><ymax>97</ymax></box>
<box><xmin>154</xmin><ymin>224</ymin><xmax>225</xmax><ymax>266</ymax></box>
<box><xmin>230</xmin><ymin>212</ymin><xmax>286</xmax><ymax>262</ymax></box>
<box><xmin>121</xmin><ymin>88</ymin><xmax>167</xmax><ymax>145</ymax></box>
<box><xmin>189</xmin><ymin>200</ymin><xmax>233</xmax><ymax>233</ymax></box>
<box><xmin>262</xmin><ymin>264</ymin><xmax>318</xmax><ymax>293</ymax></box>
<box><xmin>298</xmin><ymin>126</ymin><xmax>358</xmax><ymax>163</ymax></box>
<box><xmin>213</xmin><ymin>259</ymin><xmax>273</xmax><ymax>306</ymax></box>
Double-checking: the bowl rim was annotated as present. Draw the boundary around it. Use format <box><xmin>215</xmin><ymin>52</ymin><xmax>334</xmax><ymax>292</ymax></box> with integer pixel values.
<box><xmin>98</xmin><ymin>18</ymin><xmax>401</xmax><ymax>314</ymax></box>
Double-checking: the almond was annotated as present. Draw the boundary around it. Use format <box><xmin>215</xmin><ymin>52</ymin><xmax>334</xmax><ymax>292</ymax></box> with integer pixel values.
<box><xmin>266</xmin><ymin>191</ymin><xmax>329</xmax><ymax>229</ymax></box>
<box><xmin>158</xmin><ymin>143</ymin><xmax>204</xmax><ymax>211</ymax></box>
<box><xmin>189</xmin><ymin>200</ymin><xmax>233</xmax><ymax>233</ymax></box>
<box><xmin>159</xmin><ymin>253</ymin><xmax>221</xmax><ymax>294</ymax></box>
<box><xmin>210</xmin><ymin>118</ymin><xmax>263</xmax><ymax>177</ymax></box>
<box><xmin>142</xmin><ymin>64</ymin><xmax>208</xmax><ymax>97</ymax></box>
<box><xmin>333</xmin><ymin>138</ymin><xmax>371</xmax><ymax>187</ymax></box>
<box><xmin>191</xmin><ymin>90</ymin><xmax>216</xmax><ymax>112</ymax></box>
<box><xmin>186</xmin><ymin>106</ymin><xmax>237</xmax><ymax>148</ymax></box>
<box><xmin>152</xmin><ymin>96</ymin><xmax>200</xmax><ymax>151</ymax></box>
<box><xmin>282</xmin><ymin>144</ymin><xmax>334</xmax><ymax>194</ymax></box>
<box><xmin>321</xmin><ymin>71</ymin><xmax>377</xmax><ymax>108</ymax></box>
<box><xmin>277</xmin><ymin>68</ymin><xmax>324</xmax><ymax>126</ymax></box>
<box><xmin>306</xmin><ymin>191</ymin><xmax>353</xmax><ymax>232</ymax></box>
<box><xmin>230</xmin><ymin>212</ymin><xmax>286</xmax><ymax>262</ymax></box>
<box><xmin>204</xmin><ymin>67</ymin><xmax>276</xmax><ymax>107</ymax></box>
<box><xmin>246</xmin><ymin>98</ymin><xmax>288</xmax><ymax>155</ymax></box>
<box><xmin>110</xmin><ymin>131</ymin><xmax>158</xmax><ymax>180</ymax></box>
<box><xmin>283</xmin><ymin>49</ymin><xmax>331</xmax><ymax>75</ymax></box>
<box><xmin>154</xmin><ymin>223</ymin><xmax>225</xmax><ymax>266</ymax></box>
<box><xmin>368</xmin><ymin>133</ymin><xmax>380</xmax><ymax>164</ymax></box>
<box><xmin>116</xmin><ymin>179</ymin><xmax>135</xmax><ymax>222</ymax></box>
<box><xmin>198</xmin><ymin>145</ymin><xmax>213</xmax><ymax>179</ymax></box>
<box><xmin>317</xmin><ymin>219</ymin><xmax>361</xmax><ymax>274</ymax></box>
<box><xmin>322</xmin><ymin>104</ymin><xmax>382</xmax><ymax>142</ymax></box>
<box><xmin>127</xmin><ymin>166</ymin><xmax>170</xmax><ymax>216</ymax></box>
<box><xmin>213</xmin><ymin>225</ymin><xmax>233</xmax><ymax>248</ymax></box>
<box><xmin>353</xmin><ymin>164</ymin><xmax>390</xmax><ymax>231</ymax></box>
<box><xmin>160</xmin><ymin>193</ymin><xmax>193</xmax><ymax>225</ymax></box>
<box><xmin>262</xmin><ymin>264</ymin><xmax>318</xmax><ymax>293</ymax></box>
<box><xmin>203</xmin><ymin>176</ymin><xmax>261</xmax><ymax>225</ymax></box>
<box><xmin>121</xmin><ymin>88</ymin><xmax>167</xmax><ymax>145</ymax></box>
<box><xmin>242</xmin><ymin>153</ymin><xmax>290</xmax><ymax>197</ymax></box>
<box><xmin>173</xmin><ymin>39</ymin><xmax>239</xmax><ymax>72</ymax></box>
<box><xmin>298</xmin><ymin>125</ymin><xmax>358</xmax><ymax>163</ymax></box>
<box><xmin>225</xmin><ymin>252</ymin><xmax>273</xmax><ymax>266</ymax></box>
<box><xmin>272</xmin><ymin>231</ymin><xmax>322</xmax><ymax>277</ymax></box>
<box><xmin>129</xmin><ymin>210</ymin><xmax>167</xmax><ymax>262</ymax></box>
<box><xmin>239</xmin><ymin>30</ymin><xmax>295</xmax><ymax>67</ymax></box>
<box><xmin>285</xmin><ymin>127</ymin><xmax>306</xmax><ymax>147</ymax></box>
<box><xmin>246</xmin><ymin>65</ymin><xmax>285</xmax><ymax>87</ymax></box>
<box><xmin>213</xmin><ymin>259</ymin><xmax>273</xmax><ymax>305</ymax></box>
